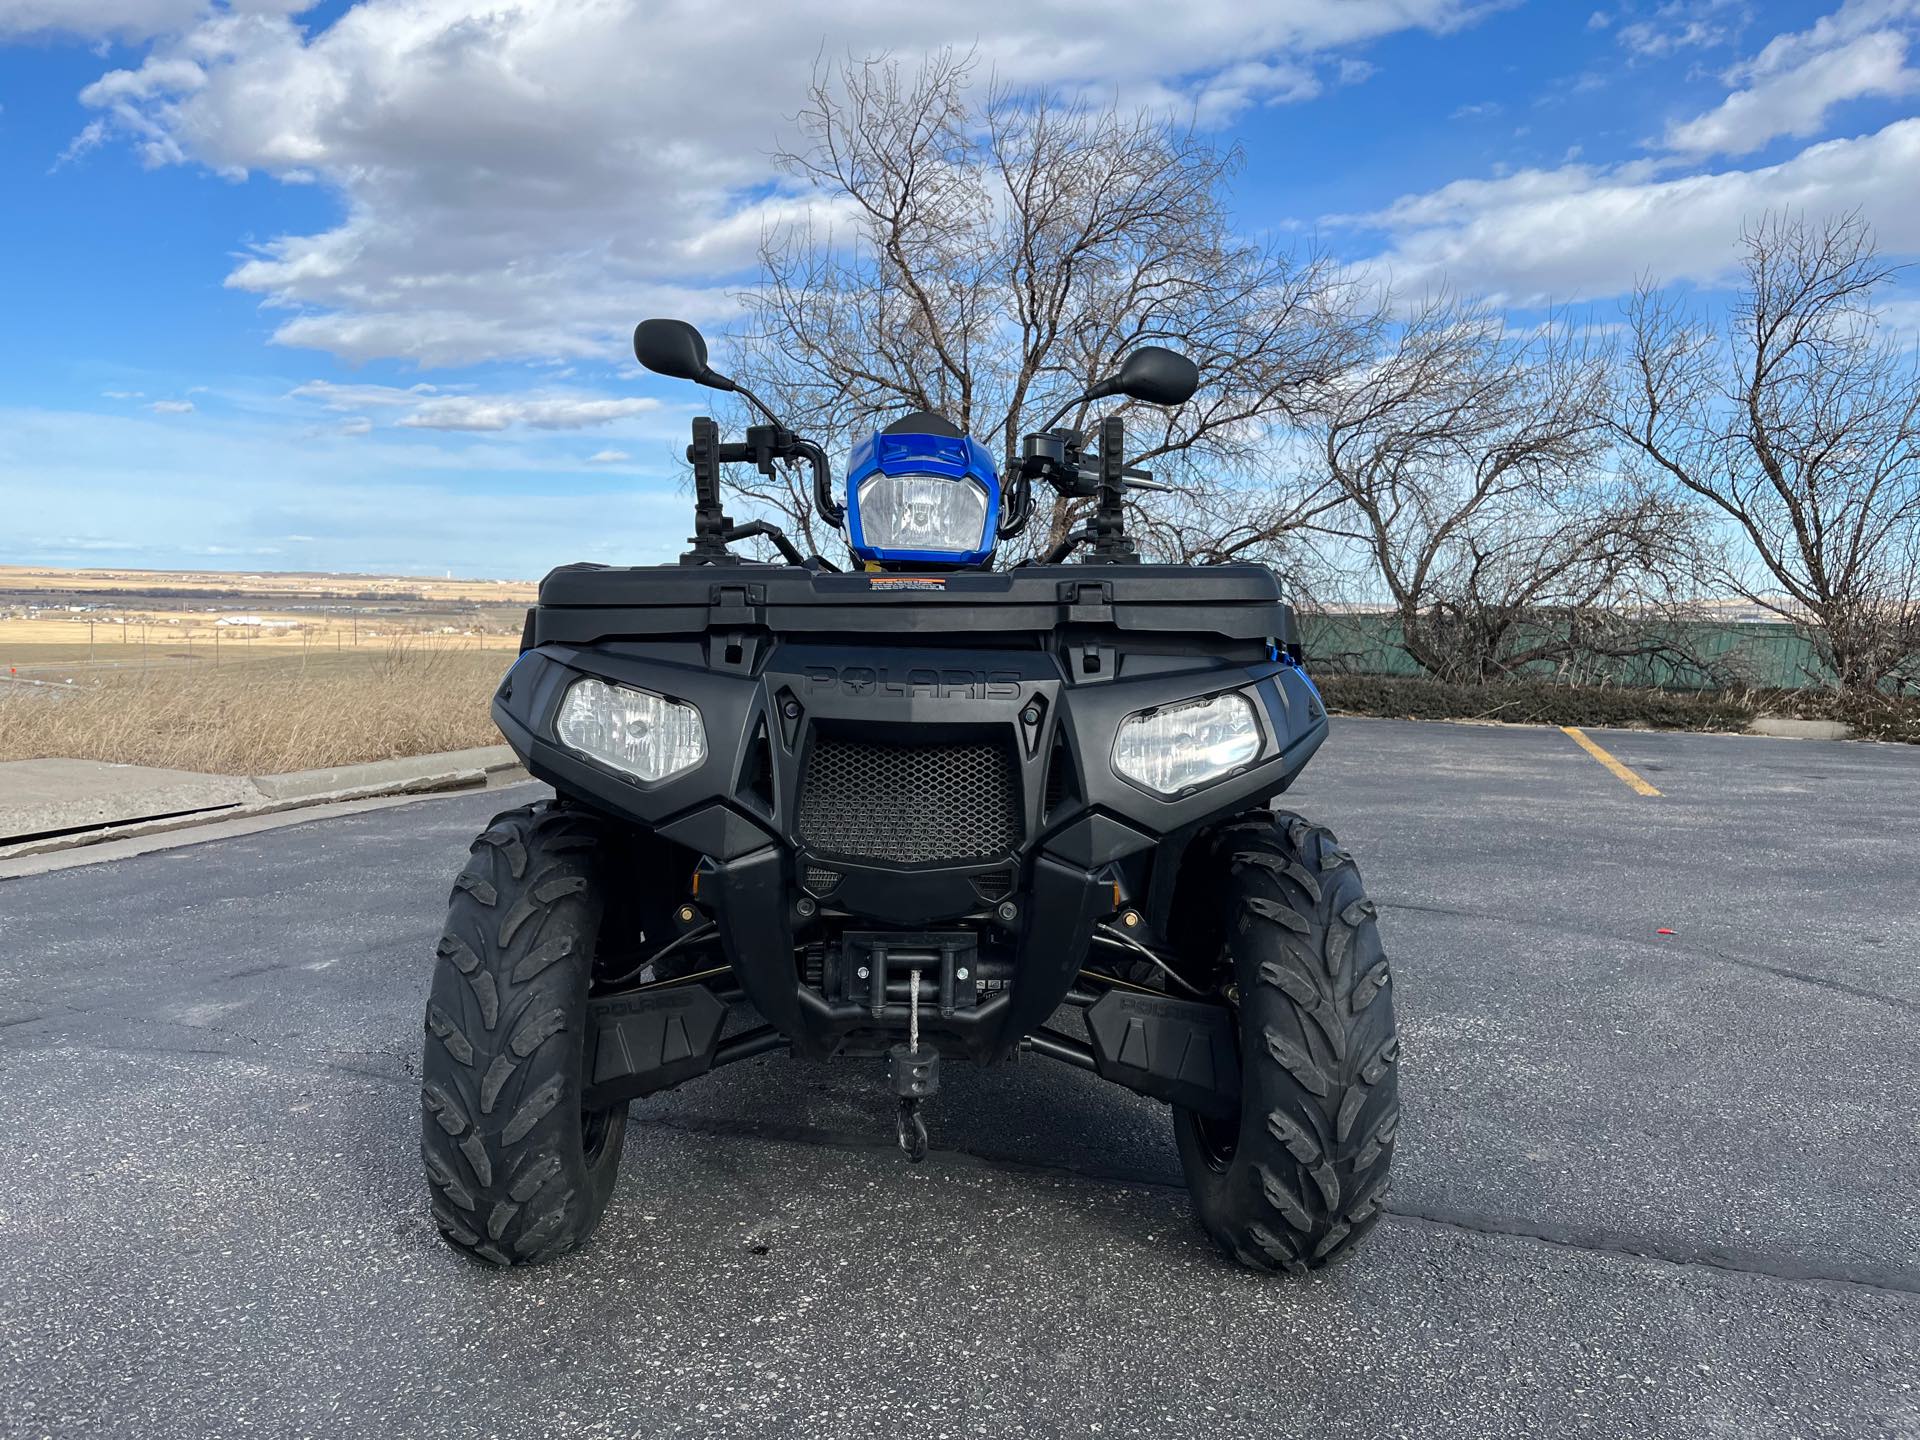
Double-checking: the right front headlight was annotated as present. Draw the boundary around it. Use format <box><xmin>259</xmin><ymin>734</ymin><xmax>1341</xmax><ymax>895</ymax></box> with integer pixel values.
<box><xmin>555</xmin><ymin>676</ymin><xmax>706</xmax><ymax>782</ymax></box>
<box><xmin>1112</xmin><ymin>691</ymin><xmax>1261</xmax><ymax>795</ymax></box>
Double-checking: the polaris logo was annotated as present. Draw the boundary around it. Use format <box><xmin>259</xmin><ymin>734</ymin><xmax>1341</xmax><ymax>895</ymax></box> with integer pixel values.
<box><xmin>803</xmin><ymin>666</ymin><xmax>1021</xmax><ymax>700</ymax></box>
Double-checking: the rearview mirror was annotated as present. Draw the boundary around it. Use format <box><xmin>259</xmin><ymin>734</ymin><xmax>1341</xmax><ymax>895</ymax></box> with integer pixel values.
<box><xmin>1111</xmin><ymin>346</ymin><xmax>1198</xmax><ymax>407</ymax></box>
<box><xmin>633</xmin><ymin>318</ymin><xmax>736</xmax><ymax>392</ymax></box>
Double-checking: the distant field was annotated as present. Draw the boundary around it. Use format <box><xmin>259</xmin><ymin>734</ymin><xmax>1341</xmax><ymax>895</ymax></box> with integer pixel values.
<box><xmin>0</xmin><ymin>631</ymin><xmax>520</xmax><ymax>686</ymax></box>
<box><xmin>0</xmin><ymin>566</ymin><xmax>530</xmax><ymax>772</ymax></box>
<box><xmin>0</xmin><ymin>563</ymin><xmax>537</xmax><ymax>604</ymax></box>
<box><xmin>0</xmin><ymin>563</ymin><xmax>530</xmax><ymax>686</ymax></box>
<box><xmin>0</xmin><ymin>641</ymin><xmax>509</xmax><ymax>774</ymax></box>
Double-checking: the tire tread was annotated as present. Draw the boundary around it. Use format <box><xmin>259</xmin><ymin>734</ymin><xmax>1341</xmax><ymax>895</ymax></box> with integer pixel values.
<box><xmin>420</xmin><ymin>801</ymin><xmax>626</xmax><ymax>1268</ymax></box>
<box><xmin>1175</xmin><ymin>811</ymin><xmax>1400</xmax><ymax>1273</ymax></box>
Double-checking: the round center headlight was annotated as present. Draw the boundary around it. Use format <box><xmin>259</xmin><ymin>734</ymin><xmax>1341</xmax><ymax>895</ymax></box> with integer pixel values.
<box><xmin>853</xmin><ymin>472</ymin><xmax>991</xmax><ymax>557</ymax></box>
<box><xmin>1112</xmin><ymin>692</ymin><xmax>1261</xmax><ymax>795</ymax></box>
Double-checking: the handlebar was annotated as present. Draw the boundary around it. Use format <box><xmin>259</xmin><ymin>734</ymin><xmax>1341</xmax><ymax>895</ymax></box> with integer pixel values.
<box><xmin>793</xmin><ymin>437</ymin><xmax>842</xmax><ymax>527</ymax></box>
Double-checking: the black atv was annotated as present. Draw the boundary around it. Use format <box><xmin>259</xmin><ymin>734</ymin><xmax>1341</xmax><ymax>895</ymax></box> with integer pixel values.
<box><xmin>420</xmin><ymin>320</ymin><xmax>1399</xmax><ymax>1272</ymax></box>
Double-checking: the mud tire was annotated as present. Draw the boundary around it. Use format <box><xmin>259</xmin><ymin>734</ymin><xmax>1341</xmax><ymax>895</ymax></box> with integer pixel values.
<box><xmin>420</xmin><ymin>801</ymin><xmax>627</xmax><ymax>1266</ymax></box>
<box><xmin>1173</xmin><ymin>813</ymin><xmax>1400</xmax><ymax>1273</ymax></box>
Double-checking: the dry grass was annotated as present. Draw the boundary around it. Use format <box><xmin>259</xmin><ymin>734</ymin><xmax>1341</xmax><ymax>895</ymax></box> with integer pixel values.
<box><xmin>0</xmin><ymin>639</ymin><xmax>509</xmax><ymax>775</ymax></box>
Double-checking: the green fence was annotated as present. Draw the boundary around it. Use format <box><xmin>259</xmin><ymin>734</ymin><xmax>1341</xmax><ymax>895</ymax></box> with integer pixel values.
<box><xmin>1297</xmin><ymin>613</ymin><xmax>1837</xmax><ymax>691</ymax></box>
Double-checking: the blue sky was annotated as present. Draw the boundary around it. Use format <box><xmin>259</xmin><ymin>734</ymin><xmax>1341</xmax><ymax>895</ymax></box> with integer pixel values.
<box><xmin>3</xmin><ymin>0</ymin><xmax>1918</xmax><ymax>578</ymax></box>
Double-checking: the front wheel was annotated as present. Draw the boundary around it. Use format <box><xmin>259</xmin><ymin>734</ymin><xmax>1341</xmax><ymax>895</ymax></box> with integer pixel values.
<box><xmin>1173</xmin><ymin>813</ymin><xmax>1400</xmax><ymax>1273</ymax></box>
<box><xmin>420</xmin><ymin>801</ymin><xmax>628</xmax><ymax>1266</ymax></box>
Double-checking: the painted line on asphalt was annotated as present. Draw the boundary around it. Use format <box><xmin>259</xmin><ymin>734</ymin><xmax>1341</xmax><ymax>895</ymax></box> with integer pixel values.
<box><xmin>1560</xmin><ymin>726</ymin><xmax>1662</xmax><ymax>796</ymax></box>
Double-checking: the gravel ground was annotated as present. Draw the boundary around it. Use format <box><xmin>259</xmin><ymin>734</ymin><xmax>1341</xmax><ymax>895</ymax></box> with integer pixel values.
<box><xmin>1</xmin><ymin>717</ymin><xmax>1915</xmax><ymax>1439</ymax></box>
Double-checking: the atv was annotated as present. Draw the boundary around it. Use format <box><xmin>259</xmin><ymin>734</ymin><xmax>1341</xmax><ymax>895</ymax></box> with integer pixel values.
<box><xmin>420</xmin><ymin>319</ymin><xmax>1400</xmax><ymax>1273</ymax></box>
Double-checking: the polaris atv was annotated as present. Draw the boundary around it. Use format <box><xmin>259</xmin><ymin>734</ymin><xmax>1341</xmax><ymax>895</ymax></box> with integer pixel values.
<box><xmin>421</xmin><ymin>320</ymin><xmax>1400</xmax><ymax>1273</ymax></box>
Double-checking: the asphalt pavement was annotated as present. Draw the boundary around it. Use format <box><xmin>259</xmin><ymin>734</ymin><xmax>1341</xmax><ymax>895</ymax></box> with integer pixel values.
<box><xmin>1</xmin><ymin>717</ymin><xmax>1916</xmax><ymax>1439</ymax></box>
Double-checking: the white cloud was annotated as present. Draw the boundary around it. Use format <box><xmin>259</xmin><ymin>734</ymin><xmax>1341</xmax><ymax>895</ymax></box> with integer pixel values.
<box><xmin>1665</xmin><ymin>26</ymin><xmax>1918</xmax><ymax>157</ymax></box>
<box><xmin>586</xmin><ymin>449</ymin><xmax>630</xmax><ymax>464</ymax></box>
<box><xmin>1878</xmin><ymin>296</ymin><xmax>1920</xmax><ymax>343</ymax></box>
<box><xmin>62</xmin><ymin>0</ymin><xmax>1498</xmax><ymax>367</ymax></box>
<box><xmin>396</xmin><ymin>393</ymin><xmax>660</xmax><ymax>432</ymax></box>
<box><xmin>0</xmin><ymin>0</ymin><xmax>204</xmax><ymax>41</ymax></box>
<box><xmin>285</xmin><ymin>379</ymin><xmax>667</xmax><ymax>433</ymax></box>
<box><xmin>1729</xmin><ymin>0</ymin><xmax>1920</xmax><ymax>81</ymax></box>
<box><xmin>1614</xmin><ymin>0</ymin><xmax>1744</xmax><ymax>58</ymax></box>
<box><xmin>1346</xmin><ymin>118</ymin><xmax>1920</xmax><ymax>304</ymax></box>
<box><xmin>101</xmin><ymin>389</ymin><xmax>145</xmax><ymax>399</ymax></box>
<box><xmin>148</xmin><ymin>398</ymin><xmax>195</xmax><ymax>413</ymax></box>
<box><xmin>288</xmin><ymin>379</ymin><xmax>437</xmax><ymax>410</ymax></box>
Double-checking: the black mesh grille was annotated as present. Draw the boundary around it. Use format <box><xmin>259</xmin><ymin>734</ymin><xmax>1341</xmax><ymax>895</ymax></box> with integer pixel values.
<box><xmin>798</xmin><ymin>735</ymin><xmax>1022</xmax><ymax>864</ymax></box>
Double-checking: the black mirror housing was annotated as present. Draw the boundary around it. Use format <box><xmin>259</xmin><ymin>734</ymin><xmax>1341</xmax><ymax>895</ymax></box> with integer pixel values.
<box><xmin>1112</xmin><ymin>346</ymin><xmax>1198</xmax><ymax>407</ymax></box>
<box><xmin>633</xmin><ymin>318</ymin><xmax>735</xmax><ymax>392</ymax></box>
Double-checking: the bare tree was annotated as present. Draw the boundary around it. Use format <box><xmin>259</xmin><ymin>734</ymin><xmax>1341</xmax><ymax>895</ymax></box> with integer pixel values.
<box><xmin>1303</xmin><ymin>295</ymin><xmax>1693</xmax><ymax>683</ymax></box>
<box><xmin>727</xmin><ymin>51</ymin><xmax>1377</xmax><ymax>560</ymax></box>
<box><xmin>1614</xmin><ymin>212</ymin><xmax>1920</xmax><ymax>695</ymax></box>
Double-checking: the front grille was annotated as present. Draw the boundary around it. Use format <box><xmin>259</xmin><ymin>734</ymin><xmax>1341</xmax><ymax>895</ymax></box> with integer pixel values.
<box><xmin>797</xmin><ymin>734</ymin><xmax>1022</xmax><ymax>864</ymax></box>
<box><xmin>972</xmin><ymin>870</ymin><xmax>1014</xmax><ymax>902</ymax></box>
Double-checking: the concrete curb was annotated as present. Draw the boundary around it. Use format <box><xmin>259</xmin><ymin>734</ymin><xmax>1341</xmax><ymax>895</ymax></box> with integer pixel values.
<box><xmin>1747</xmin><ymin>717</ymin><xmax>1856</xmax><ymax>740</ymax></box>
<box><xmin>0</xmin><ymin>745</ymin><xmax>527</xmax><ymax>861</ymax></box>
<box><xmin>250</xmin><ymin>745</ymin><xmax>521</xmax><ymax>801</ymax></box>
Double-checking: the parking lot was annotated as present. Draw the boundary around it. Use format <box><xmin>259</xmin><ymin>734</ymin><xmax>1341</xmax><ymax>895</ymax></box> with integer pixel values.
<box><xmin>2</xmin><ymin>716</ymin><xmax>1916</xmax><ymax>1439</ymax></box>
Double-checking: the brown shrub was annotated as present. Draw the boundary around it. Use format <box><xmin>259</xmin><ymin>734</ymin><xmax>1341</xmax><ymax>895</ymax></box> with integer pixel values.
<box><xmin>1318</xmin><ymin>675</ymin><xmax>1758</xmax><ymax>732</ymax></box>
<box><xmin>1318</xmin><ymin>674</ymin><xmax>1920</xmax><ymax>741</ymax></box>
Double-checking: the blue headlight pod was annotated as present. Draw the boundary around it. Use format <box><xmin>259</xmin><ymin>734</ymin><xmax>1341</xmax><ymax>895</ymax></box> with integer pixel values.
<box><xmin>845</xmin><ymin>427</ymin><xmax>1001</xmax><ymax>566</ymax></box>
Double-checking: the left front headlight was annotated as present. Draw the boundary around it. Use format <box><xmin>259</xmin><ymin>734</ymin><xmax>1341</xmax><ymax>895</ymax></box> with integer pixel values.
<box><xmin>555</xmin><ymin>677</ymin><xmax>706</xmax><ymax>782</ymax></box>
<box><xmin>1112</xmin><ymin>691</ymin><xmax>1262</xmax><ymax>796</ymax></box>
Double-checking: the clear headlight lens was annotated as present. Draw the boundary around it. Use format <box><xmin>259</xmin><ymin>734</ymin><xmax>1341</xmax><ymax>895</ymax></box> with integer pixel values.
<box><xmin>555</xmin><ymin>677</ymin><xmax>706</xmax><ymax>782</ymax></box>
<box><xmin>1113</xmin><ymin>692</ymin><xmax>1261</xmax><ymax>795</ymax></box>
<box><xmin>856</xmin><ymin>472</ymin><xmax>990</xmax><ymax>555</ymax></box>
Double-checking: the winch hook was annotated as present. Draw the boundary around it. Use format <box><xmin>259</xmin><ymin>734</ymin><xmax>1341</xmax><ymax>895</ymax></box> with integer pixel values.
<box><xmin>887</xmin><ymin>964</ymin><xmax>939</xmax><ymax>1164</ymax></box>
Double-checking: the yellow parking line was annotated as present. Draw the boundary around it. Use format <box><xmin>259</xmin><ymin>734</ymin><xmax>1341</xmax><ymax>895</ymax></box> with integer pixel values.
<box><xmin>1560</xmin><ymin>726</ymin><xmax>1662</xmax><ymax>797</ymax></box>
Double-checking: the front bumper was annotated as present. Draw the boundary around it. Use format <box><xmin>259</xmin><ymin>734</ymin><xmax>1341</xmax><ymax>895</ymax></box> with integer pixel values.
<box><xmin>492</xmin><ymin>639</ymin><xmax>1328</xmax><ymax>1059</ymax></box>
